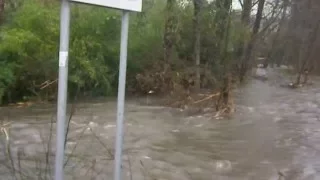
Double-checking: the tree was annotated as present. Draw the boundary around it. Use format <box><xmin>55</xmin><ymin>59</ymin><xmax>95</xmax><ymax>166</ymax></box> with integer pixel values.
<box><xmin>239</xmin><ymin>0</ymin><xmax>266</xmax><ymax>82</ymax></box>
<box><xmin>241</xmin><ymin>0</ymin><xmax>252</xmax><ymax>26</ymax></box>
<box><xmin>193</xmin><ymin>0</ymin><xmax>203</xmax><ymax>90</ymax></box>
<box><xmin>235</xmin><ymin>0</ymin><xmax>252</xmax><ymax>77</ymax></box>
<box><xmin>214</xmin><ymin>0</ymin><xmax>234</xmax><ymax>113</ymax></box>
<box><xmin>163</xmin><ymin>0</ymin><xmax>177</xmax><ymax>65</ymax></box>
<box><xmin>0</xmin><ymin>0</ymin><xmax>4</xmax><ymax>24</ymax></box>
<box><xmin>264</xmin><ymin>0</ymin><xmax>290</xmax><ymax>67</ymax></box>
<box><xmin>287</xmin><ymin>0</ymin><xmax>320</xmax><ymax>85</ymax></box>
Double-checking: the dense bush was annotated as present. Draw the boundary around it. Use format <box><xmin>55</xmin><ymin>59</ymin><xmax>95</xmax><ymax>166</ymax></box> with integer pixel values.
<box><xmin>0</xmin><ymin>0</ymin><xmax>251</xmax><ymax>104</ymax></box>
<box><xmin>0</xmin><ymin>0</ymin><xmax>163</xmax><ymax>102</ymax></box>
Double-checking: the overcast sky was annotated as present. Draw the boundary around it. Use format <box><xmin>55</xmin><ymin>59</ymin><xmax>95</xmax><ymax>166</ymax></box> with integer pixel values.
<box><xmin>232</xmin><ymin>0</ymin><xmax>242</xmax><ymax>10</ymax></box>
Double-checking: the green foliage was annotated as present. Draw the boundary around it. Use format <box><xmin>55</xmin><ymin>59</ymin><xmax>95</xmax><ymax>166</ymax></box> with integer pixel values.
<box><xmin>128</xmin><ymin>0</ymin><xmax>165</xmax><ymax>70</ymax></box>
<box><xmin>0</xmin><ymin>0</ymin><xmax>60</xmax><ymax>102</ymax></box>
<box><xmin>0</xmin><ymin>0</ymin><xmax>168</xmax><ymax>101</ymax></box>
<box><xmin>68</xmin><ymin>5</ymin><xmax>121</xmax><ymax>96</ymax></box>
<box><xmin>0</xmin><ymin>62</ymin><xmax>15</xmax><ymax>103</ymax></box>
<box><xmin>0</xmin><ymin>0</ymin><xmax>253</xmax><ymax>103</ymax></box>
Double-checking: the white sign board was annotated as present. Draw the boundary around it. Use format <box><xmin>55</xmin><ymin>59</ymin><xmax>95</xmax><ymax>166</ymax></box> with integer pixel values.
<box><xmin>70</xmin><ymin>0</ymin><xmax>142</xmax><ymax>12</ymax></box>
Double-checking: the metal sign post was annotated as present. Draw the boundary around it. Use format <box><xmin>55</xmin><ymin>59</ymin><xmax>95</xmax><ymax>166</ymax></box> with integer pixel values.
<box><xmin>54</xmin><ymin>1</ymin><xmax>141</xmax><ymax>180</ymax></box>
<box><xmin>114</xmin><ymin>11</ymin><xmax>129</xmax><ymax>180</ymax></box>
<box><xmin>54</xmin><ymin>0</ymin><xmax>70</xmax><ymax>180</ymax></box>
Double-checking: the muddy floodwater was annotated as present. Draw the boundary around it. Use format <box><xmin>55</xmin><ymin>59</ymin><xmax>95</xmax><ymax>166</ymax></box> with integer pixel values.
<box><xmin>1</xmin><ymin>68</ymin><xmax>320</xmax><ymax>180</ymax></box>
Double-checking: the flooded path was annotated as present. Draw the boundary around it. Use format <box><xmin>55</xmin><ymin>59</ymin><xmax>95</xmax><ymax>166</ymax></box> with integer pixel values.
<box><xmin>1</xmin><ymin>68</ymin><xmax>320</xmax><ymax>180</ymax></box>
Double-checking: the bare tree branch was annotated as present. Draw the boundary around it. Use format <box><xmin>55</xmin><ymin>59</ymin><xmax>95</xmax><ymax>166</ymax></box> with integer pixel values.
<box><xmin>238</xmin><ymin>0</ymin><xmax>244</xmax><ymax>9</ymax></box>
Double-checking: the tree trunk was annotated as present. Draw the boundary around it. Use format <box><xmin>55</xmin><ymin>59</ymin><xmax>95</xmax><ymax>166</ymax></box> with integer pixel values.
<box><xmin>302</xmin><ymin>70</ymin><xmax>309</xmax><ymax>84</ymax></box>
<box><xmin>241</xmin><ymin>0</ymin><xmax>252</xmax><ymax>25</ymax></box>
<box><xmin>215</xmin><ymin>0</ymin><xmax>233</xmax><ymax>59</ymax></box>
<box><xmin>295</xmin><ymin>19</ymin><xmax>320</xmax><ymax>85</ymax></box>
<box><xmin>264</xmin><ymin>0</ymin><xmax>289</xmax><ymax>67</ymax></box>
<box><xmin>215</xmin><ymin>0</ymin><xmax>234</xmax><ymax>114</ymax></box>
<box><xmin>236</xmin><ymin>0</ymin><xmax>252</xmax><ymax>80</ymax></box>
<box><xmin>216</xmin><ymin>73</ymin><xmax>234</xmax><ymax>113</ymax></box>
<box><xmin>239</xmin><ymin>0</ymin><xmax>266</xmax><ymax>82</ymax></box>
<box><xmin>193</xmin><ymin>0</ymin><xmax>202</xmax><ymax>91</ymax></box>
<box><xmin>0</xmin><ymin>0</ymin><xmax>4</xmax><ymax>24</ymax></box>
<box><xmin>285</xmin><ymin>0</ymin><xmax>320</xmax><ymax>79</ymax></box>
<box><xmin>163</xmin><ymin>0</ymin><xmax>176</xmax><ymax>65</ymax></box>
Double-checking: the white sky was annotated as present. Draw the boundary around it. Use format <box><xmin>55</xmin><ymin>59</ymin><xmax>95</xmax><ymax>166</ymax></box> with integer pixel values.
<box><xmin>206</xmin><ymin>0</ymin><xmax>242</xmax><ymax>10</ymax></box>
<box><xmin>180</xmin><ymin>0</ymin><xmax>242</xmax><ymax>10</ymax></box>
<box><xmin>232</xmin><ymin>0</ymin><xmax>242</xmax><ymax>10</ymax></box>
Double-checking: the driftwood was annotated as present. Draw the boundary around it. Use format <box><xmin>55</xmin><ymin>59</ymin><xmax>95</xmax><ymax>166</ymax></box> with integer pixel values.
<box><xmin>39</xmin><ymin>79</ymin><xmax>58</xmax><ymax>90</ymax></box>
<box><xmin>192</xmin><ymin>92</ymin><xmax>220</xmax><ymax>104</ymax></box>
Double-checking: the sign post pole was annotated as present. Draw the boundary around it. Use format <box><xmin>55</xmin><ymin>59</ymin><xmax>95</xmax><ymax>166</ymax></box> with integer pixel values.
<box><xmin>54</xmin><ymin>1</ymin><xmax>141</xmax><ymax>179</ymax></box>
<box><xmin>114</xmin><ymin>11</ymin><xmax>130</xmax><ymax>180</ymax></box>
<box><xmin>54</xmin><ymin>0</ymin><xmax>71</xmax><ymax>180</ymax></box>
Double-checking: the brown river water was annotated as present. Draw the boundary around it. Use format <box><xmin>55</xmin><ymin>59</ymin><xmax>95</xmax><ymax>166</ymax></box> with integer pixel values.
<box><xmin>1</xmin><ymin>68</ymin><xmax>320</xmax><ymax>180</ymax></box>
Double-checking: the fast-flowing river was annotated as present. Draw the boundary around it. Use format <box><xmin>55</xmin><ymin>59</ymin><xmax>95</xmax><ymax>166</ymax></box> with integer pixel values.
<box><xmin>1</xmin><ymin>68</ymin><xmax>320</xmax><ymax>180</ymax></box>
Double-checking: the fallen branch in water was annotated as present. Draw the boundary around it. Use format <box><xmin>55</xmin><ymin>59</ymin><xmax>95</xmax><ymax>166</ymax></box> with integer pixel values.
<box><xmin>64</xmin><ymin>122</ymin><xmax>89</xmax><ymax>168</ymax></box>
<box><xmin>127</xmin><ymin>154</ymin><xmax>133</xmax><ymax>180</ymax></box>
<box><xmin>192</xmin><ymin>92</ymin><xmax>220</xmax><ymax>104</ymax></box>
<box><xmin>278</xmin><ymin>171</ymin><xmax>285</xmax><ymax>180</ymax></box>
<box><xmin>1</xmin><ymin>126</ymin><xmax>17</xmax><ymax>180</ymax></box>
<box><xmin>89</xmin><ymin>128</ymin><xmax>114</xmax><ymax>160</ymax></box>
<box><xmin>214</xmin><ymin>108</ymin><xmax>228</xmax><ymax>118</ymax></box>
<box><xmin>40</xmin><ymin>79</ymin><xmax>58</xmax><ymax>90</ymax></box>
<box><xmin>140</xmin><ymin>160</ymin><xmax>156</xmax><ymax>180</ymax></box>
